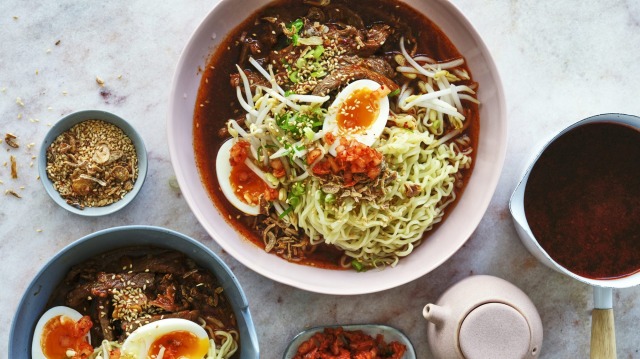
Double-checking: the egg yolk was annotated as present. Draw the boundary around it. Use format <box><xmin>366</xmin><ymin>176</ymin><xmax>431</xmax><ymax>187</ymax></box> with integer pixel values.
<box><xmin>336</xmin><ymin>87</ymin><xmax>381</xmax><ymax>133</ymax></box>
<box><xmin>230</xmin><ymin>162</ymin><xmax>268</xmax><ymax>205</ymax></box>
<box><xmin>41</xmin><ymin>315</ymin><xmax>91</xmax><ymax>359</ymax></box>
<box><xmin>148</xmin><ymin>331</ymin><xmax>209</xmax><ymax>359</ymax></box>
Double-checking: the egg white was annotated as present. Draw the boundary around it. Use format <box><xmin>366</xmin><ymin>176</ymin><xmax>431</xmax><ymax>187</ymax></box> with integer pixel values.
<box><xmin>323</xmin><ymin>79</ymin><xmax>390</xmax><ymax>153</ymax></box>
<box><xmin>32</xmin><ymin>306</ymin><xmax>90</xmax><ymax>359</ymax></box>
<box><xmin>121</xmin><ymin>318</ymin><xmax>210</xmax><ymax>359</ymax></box>
<box><xmin>216</xmin><ymin>139</ymin><xmax>261</xmax><ymax>216</ymax></box>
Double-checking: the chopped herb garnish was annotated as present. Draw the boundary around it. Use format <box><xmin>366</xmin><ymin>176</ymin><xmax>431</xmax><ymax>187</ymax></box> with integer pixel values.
<box><xmin>289</xmin><ymin>71</ymin><xmax>299</xmax><ymax>83</ymax></box>
<box><xmin>388</xmin><ymin>89</ymin><xmax>401</xmax><ymax>97</ymax></box>
<box><xmin>279</xmin><ymin>206</ymin><xmax>294</xmax><ymax>218</ymax></box>
<box><xmin>275</xmin><ymin>112</ymin><xmax>323</xmax><ymax>140</ymax></box>
<box><xmin>324</xmin><ymin>193</ymin><xmax>336</xmax><ymax>204</ymax></box>
<box><xmin>312</xmin><ymin>45</ymin><xmax>324</xmax><ymax>59</ymax></box>
<box><xmin>280</xmin><ymin>181</ymin><xmax>306</xmax><ymax>218</ymax></box>
<box><xmin>286</xmin><ymin>18</ymin><xmax>304</xmax><ymax>46</ymax></box>
<box><xmin>289</xmin><ymin>18</ymin><xmax>304</xmax><ymax>33</ymax></box>
<box><xmin>351</xmin><ymin>260</ymin><xmax>366</xmax><ymax>272</ymax></box>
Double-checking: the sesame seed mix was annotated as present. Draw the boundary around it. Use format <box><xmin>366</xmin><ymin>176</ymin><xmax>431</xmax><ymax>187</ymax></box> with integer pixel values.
<box><xmin>45</xmin><ymin>119</ymin><xmax>138</xmax><ymax>209</ymax></box>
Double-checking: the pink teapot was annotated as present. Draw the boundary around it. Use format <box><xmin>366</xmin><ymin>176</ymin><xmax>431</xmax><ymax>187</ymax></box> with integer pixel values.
<box><xmin>424</xmin><ymin>275</ymin><xmax>543</xmax><ymax>359</ymax></box>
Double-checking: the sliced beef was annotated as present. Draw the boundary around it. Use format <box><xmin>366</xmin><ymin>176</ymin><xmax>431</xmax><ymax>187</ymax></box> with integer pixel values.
<box><xmin>305</xmin><ymin>7</ymin><xmax>326</xmax><ymax>23</ymax></box>
<box><xmin>362</xmin><ymin>57</ymin><xmax>396</xmax><ymax>79</ymax></box>
<box><xmin>95</xmin><ymin>272</ymin><xmax>156</xmax><ymax>292</ymax></box>
<box><xmin>238</xmin><ymin>37</ymin><xmax>265</xmax><ymax>67</ymax></box>
<box><xmin>149</xmin><ymin>273</ymin><xmax>189</xmax><ymax>312</ymax></box>
<box><xmin>325</xmin><ymin>4</ymin><xmax>365</xmax><ymax>29</ymax></box>
<box><xmin>359</xmin><ymin>24</ymin><xmax>393</xmax><ymax>57</ymax></box>
<box><xmin>125</xmin><ymin>251</ymin><xmax>188</xmax><ymax>275</ymax></box>
<box><xmin>311</xmin><ymin>64</ymin><xmax>398</xmax><ymax>96</ymax></box>
<box><xmin>95</xmin><ymin>297</ymin><xmax>114</xmax><ymax>342</ymax></box>
<box><xmin>324</xmin><ymin>23</ymin><xmax>393</xmax><ymax>57</ymax></box>
<box><xmin>339</xmin><ymin>56</ymin><xmax>396</xmax><ymax>80</ymax></box>
<box><xmin>230</xmin><ymin>69</ymin><xmax>270</xmax><ymax>92</ymax></box>
<box><xmin>66</xmin><ymin>272</ymin><xmax>156</xmax><ymax>307</ymax></box>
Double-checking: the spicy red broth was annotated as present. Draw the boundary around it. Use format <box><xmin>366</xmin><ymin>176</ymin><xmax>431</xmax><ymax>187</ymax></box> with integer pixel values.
<box><xmin>524</xmin><ymin>121</ymin><xmax>640</xmax><ymax>279</ymax></box>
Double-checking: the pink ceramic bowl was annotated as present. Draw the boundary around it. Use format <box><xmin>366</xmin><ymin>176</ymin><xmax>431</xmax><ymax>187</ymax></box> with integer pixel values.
<box><xmin>168</xmin><ymin>0</ymin><xmax>507</xmax><ymax>295</ymax></box>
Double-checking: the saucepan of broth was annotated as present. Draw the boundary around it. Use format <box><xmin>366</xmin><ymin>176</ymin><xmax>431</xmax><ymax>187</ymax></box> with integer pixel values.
<box><xmin>509</xmin><ymin>113</ymin><xmax>640</xmax><ymax>359</ymax></box>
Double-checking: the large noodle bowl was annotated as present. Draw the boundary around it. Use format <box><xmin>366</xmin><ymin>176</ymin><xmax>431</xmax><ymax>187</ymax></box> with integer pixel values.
<box><xmin>194</xmin><ymin>0</ymin><xmax>479</xmax><ymax>271</ymax></box>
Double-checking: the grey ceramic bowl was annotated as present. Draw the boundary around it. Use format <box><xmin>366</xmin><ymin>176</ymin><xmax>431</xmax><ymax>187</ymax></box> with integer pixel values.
<box><xmin>9</xmin><ymin>225</ymin><xmax>259</xmax><ymax>358</ymax></box>
<box><xmin>38</xmin><ymin>110</ymin><xmax>148</xmax><ymax>216</ymax></box>
<box><xmin>283</xmin><ymin>324</ymin><xmax>416</xmax><ymax>359</ymax></box>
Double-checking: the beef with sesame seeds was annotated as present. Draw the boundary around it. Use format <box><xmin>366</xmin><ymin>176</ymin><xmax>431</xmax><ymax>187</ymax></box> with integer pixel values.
<box><xmin>322</xmin><ymin>23</ymin><xmax>393</xmax><ymax>58</ymax></box>
<box><xmin>123</xmin><ymin>250</ymin><xmax>189</xmax><ymax>274</ymax></box>
<box><xmin>359</xmin><ymin>23</ymin><xmax>393</xmax><ymax>57</ymax></box>
<box><xmin>65</xmin><ymin>272</ymin><xmax>156</xmax><ymax>307</ymax></box>
<box><xmin>46</xmin><ymin>247</ymin><xmax>239</xmax><ymax>350</ymax></box>
<box><xmin>311</xmin><ymin>64</ymin><xmax>398</xmax><ymax>96</ymax></box>
<box><xmin>339</xmin><ymin>55</ymin><xmax>397</xmax><ymax>80</ymax></box>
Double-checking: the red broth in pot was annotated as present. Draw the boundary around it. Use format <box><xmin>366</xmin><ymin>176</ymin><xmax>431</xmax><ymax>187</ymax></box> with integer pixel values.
<box><xmin>524</xmin><ymin>122</ymin><xmax>640</xmax><ymax>279</ymax></box>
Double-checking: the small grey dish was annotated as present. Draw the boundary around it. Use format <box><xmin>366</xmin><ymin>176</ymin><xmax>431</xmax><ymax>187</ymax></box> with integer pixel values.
<box><xmin>283</xmin><ymin>324</ymin><xmax>416</xmax><ymax>359</ymax></box>
<box><xmin>9</xmin><ymin>225</ymin><xmax>260</xmax><ymax>358</ymax></box>
<box><xmin>38</xmin><ymin>110</ymin><xmax>148</xmax><ymax>216</ymax></box>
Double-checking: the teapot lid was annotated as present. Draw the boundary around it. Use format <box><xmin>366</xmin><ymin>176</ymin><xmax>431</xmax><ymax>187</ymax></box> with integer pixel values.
<box><xmin>459</xmin><ymin>303</ymin><xmax>531</xmax><ymax>359</ymax></box>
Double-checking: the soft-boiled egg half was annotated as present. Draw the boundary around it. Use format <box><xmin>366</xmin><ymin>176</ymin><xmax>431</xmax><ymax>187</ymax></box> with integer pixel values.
<box><xmin>323</xmin><ymin>79</ymin><xmax>390</xmax><ymax>153</ymax></box>
<box><xmin>32</xmin><ymin>306</ymin><xmax>91</xmax><ymax>359</ymax></box>
<box><xmin>216</xmin><ymin>139</ymin><xmax>269</xmax><ymax>216</ymax></box>
<box><xmin>121</xmin><ymin>318</ymin><xmax>210</xmax><ymax>359</ymax></box>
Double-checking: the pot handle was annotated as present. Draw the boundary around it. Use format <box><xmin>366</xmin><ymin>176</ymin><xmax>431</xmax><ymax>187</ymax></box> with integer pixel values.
<box><xmin>590</xmin><ymin>287</ymin><xmax>616</xmax><ymax>359</ymax></box>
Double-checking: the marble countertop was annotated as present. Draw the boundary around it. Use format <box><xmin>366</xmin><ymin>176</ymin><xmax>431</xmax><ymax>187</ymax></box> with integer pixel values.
<box><xmin>2</xmin><ymin>0</ymin><xmax>640</xmax><ymax>357</ymax></box>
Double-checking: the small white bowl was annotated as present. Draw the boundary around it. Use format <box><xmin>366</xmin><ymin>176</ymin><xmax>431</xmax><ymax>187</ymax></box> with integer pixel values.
<box><xmin>168</xmin><ymin>0</ymin><xmax>507</xmax><ymax>294</ymax></box>
<box><xmin>38</xmin><ymin>110</ymin><xmax>148</xmax><ymax>216</ymax></box>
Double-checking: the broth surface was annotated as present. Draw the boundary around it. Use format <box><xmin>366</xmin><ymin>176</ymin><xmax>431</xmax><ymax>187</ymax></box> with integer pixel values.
<box><xmin>524</xmin><ymin>122</ymin><xmax>640</xmax><ymax>279</ymax></box>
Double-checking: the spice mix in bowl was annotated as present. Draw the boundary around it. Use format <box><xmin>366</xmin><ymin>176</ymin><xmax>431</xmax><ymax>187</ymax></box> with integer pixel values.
<box><xmin>39</xmin><ymin>110</ymin><xmax>147</xmax><ymax>216</ymax></box>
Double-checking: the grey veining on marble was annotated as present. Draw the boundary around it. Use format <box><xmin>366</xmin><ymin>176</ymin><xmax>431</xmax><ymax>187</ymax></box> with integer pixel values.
<box><xmin>2</xmin><ymin>1</ymin><xmax>640</xmax><ymax>358</ymax></box>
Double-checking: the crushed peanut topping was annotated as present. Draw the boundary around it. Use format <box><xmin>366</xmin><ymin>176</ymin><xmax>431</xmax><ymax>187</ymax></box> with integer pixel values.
<box><xmin>45</xmin><ymin>120</ymin><xmax>138</xmax><ymax>209</ymax></box>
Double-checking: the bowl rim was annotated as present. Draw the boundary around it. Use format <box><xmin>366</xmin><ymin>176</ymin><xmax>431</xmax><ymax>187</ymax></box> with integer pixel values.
<box><xmin>9</xmin><ymin>225</ymin><xmax>259</xmax><ymax>357</ymax></box>
<box><xmin>38</xmin><ymin>109</ymin><xmax>148</xmax><ymax>217</ymax></box>
<box><xmin>167</xmin><ymin>0</ymin><xmax>508</xmax><ymax>295</ymax></box>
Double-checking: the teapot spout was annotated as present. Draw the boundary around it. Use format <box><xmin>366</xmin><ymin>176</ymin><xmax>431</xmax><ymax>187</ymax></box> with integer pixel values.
<box><xmin>423</xmin><ymin>303</ymin><xmax>450</xmax><ymax>326</ymax></box>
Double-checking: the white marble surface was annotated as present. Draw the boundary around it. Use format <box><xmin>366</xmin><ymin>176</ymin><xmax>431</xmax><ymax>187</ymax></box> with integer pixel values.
<box><xmin>2</xmin><ymin>0</ymin><xmax>640</xmax><ymax>358</ymax></box>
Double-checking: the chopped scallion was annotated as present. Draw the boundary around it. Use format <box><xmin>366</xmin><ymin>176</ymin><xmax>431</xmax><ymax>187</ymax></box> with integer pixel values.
<box><xmin>351</xmin><ymin>260</ymin><xmax>365</xmax><ymax>272</ymax></box>
<box><xmin>313</xmin><ymin>45</ymin><xmax>324</xmax><ymax>59</ymax></box>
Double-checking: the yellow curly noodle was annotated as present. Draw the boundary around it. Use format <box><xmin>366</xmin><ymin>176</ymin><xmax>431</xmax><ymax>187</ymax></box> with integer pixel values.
<box><xmin>206</xmin><ymin>330</ymin><xmax>239</xmax><ymax>359</ymax></box>
<box><xmin>88</xmin><ymin>331</ymin><xmax>238</xmax><ymax>359</ymax></box>
<box><xmin>296</xmin><ymin>125</ymin><xmax>472</xmax><ymax>268</ymax></box>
